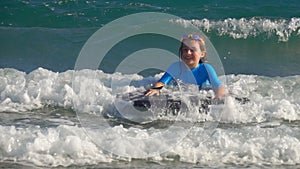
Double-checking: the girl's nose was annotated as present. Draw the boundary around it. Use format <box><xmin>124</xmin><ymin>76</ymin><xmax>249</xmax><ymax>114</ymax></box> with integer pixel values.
<box><xmin>187</xmin><ymin>49</ymin><xmax>193</xmax><ymax>55</ymax></box>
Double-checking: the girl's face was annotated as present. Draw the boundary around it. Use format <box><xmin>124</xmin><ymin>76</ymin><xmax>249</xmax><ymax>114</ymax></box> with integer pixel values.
<box><xmin>181</xmin><ymin>39</ymin><xmax>205</xmax><ymax>69</ymax></box>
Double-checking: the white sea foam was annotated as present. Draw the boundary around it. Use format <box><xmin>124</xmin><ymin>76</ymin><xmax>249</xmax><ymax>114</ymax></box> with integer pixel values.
<box><xmin>0</xmin><ymin>68</ymin><xmax>299</xmax><ymax>122</ymax></box>
<box><xmin>0</xmin><ymin>124</ymin><xmax>299</xmax><ymax>167</ymax></box>
<box><xmin>171</xmin><ymin>17</ymin><xmax>300</xmax><ymax>41</ymax></box>
<box><xmin>0</xmin><ymin>125</ymin><xmax>112</xmax><ymax>167</ymax></box>
<box><xmin>0</xmin><ymin>68</ymin><xmax>300</xmax><ymax>167</ymax></box>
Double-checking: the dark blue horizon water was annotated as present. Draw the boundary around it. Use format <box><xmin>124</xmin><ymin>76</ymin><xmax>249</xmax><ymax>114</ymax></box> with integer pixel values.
<box><xmin>0</xmin><ymin>0</ymin><xmax>300</xmax><ymax>76</ymax></box>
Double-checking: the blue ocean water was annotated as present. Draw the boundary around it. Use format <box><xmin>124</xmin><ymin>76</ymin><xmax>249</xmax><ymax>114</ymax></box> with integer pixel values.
<box><xmin>0</xmin><ymin>0</ymin><xmax>300</xmax><ymax>168</ymax></box>
<box><xmin>1</xmin><ymin>0</ymin><xmax>300</xmax><ymax>76</ymax></box>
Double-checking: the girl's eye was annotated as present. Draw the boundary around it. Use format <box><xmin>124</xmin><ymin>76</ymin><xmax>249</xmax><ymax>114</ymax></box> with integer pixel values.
<box><xmin>183</xmin><ymin>48</ymin><xmax>194</xmax><ymax>53</ymax></box>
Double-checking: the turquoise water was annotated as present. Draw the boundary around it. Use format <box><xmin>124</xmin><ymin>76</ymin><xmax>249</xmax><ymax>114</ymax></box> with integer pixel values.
<box><xmin>0</xmin><ymin>1</ymin><xmax>300</xmax><ymax>168</ymax></box>
<box><xmin>1</xmin><ymin>0</ymin><xmax>300</xmax><ymax>76</ymax></box>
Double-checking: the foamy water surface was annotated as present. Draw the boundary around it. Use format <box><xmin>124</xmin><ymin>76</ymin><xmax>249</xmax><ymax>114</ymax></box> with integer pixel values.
<box><xmin>0</xmin><ymin>68</ymin><xmax>299</xmax><ymax>168</ymax></box>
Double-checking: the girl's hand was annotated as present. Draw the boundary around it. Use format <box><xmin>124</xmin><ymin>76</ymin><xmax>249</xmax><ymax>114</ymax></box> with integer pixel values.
<box><xmin>144</xmin><ymin>88</ymin><xmax>160</xmax><ymax>96</ymax></box>
<box><xmin>214</xmin><ymin>85</ymin><xmax>225</xmax><ymax>99</ymax></box>
<box><xmin>144</xmin><ymin>85</ymin><xmax>164</xmax><ymax>96</ymax></box>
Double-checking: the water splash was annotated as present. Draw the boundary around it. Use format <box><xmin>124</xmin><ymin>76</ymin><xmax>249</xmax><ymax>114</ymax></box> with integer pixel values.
<box><xmin>172</xmin><ymin>17</ymin><xmax>300</xmax><ymax>41</ymax></box>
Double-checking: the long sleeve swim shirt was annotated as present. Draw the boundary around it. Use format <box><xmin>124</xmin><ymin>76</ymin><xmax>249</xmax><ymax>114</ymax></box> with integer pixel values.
<box><xmin>159</xmin><ymin>62</ymin><xmax>222</xmax><ymax>90</ymax></box>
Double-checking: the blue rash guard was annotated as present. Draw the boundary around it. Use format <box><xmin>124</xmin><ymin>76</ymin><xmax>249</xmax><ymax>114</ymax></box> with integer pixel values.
<box><xmin>159</xmin><ymin>62</ymin><xmax>222</xmax><ymax>90</ymax></box>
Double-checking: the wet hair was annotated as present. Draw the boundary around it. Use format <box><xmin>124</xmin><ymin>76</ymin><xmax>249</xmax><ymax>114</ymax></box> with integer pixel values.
<box><xmin>179</xmin><ymin>36</ymin><xmax>208</xmax><ymax>63</ymax></box>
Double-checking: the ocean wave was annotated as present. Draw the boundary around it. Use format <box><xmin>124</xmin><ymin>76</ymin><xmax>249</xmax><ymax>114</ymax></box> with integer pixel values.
<box><xmin>0</xmin><ymin>68</ymin><xmax>299</xmax><ymax>123</ymax></box>
<box><xmin>0</xmin><ymin>67</ymin><xmax>300</xmax><ymax>167</ymax></box>
<box><xmin>172</xmin><ymin>17</ymin><xmax>300</xmax><ymax>41</ymax></box>
<box><xmin>0</xmin><ymin>124</ymin><xmax>299</xmax><ymax>167</ymax></box>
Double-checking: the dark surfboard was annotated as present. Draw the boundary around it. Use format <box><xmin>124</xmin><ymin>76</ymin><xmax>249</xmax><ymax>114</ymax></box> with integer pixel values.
<box><xmin>116</xmin><ymin>91</ymin><xmax>249</xmax><ymax>115</ymax></box>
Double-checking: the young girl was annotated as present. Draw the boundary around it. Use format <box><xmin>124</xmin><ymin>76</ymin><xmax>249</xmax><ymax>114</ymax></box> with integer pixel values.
<box><xmin>145</xmin><ymin>33</ymin><xmax>225</xmax><ymax>99</ymax></box>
